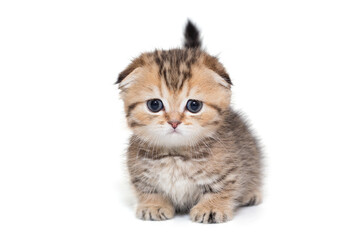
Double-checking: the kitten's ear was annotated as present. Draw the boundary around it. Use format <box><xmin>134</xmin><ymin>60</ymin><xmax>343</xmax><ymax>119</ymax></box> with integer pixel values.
<box><xmin>183</xmin><ymin>20</ymin><xmax>202</xmax><ymax>48</ymax></box>
<box><xmin>203</xmin><ymin>54</ymin><xmax>232</xmax><ymax>86</ymax></box>
<box><xmin>115</xmin><ymin>57</ymin><xmax>144</xmax><ymax>89</ymax></box>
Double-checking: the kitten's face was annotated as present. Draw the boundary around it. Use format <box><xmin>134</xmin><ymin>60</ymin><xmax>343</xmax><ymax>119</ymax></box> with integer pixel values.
<box><xmin>118</xmin><ymin>50</ymin><xmax>231</xmax><ymax>147</ymax></box>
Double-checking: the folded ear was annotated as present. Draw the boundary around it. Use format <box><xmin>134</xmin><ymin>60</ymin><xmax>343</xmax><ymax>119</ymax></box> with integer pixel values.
<box><xmin>115</xmin><ymin>56</ymin><xmax>145</xmax><ymax>90</ymax></box>
<box><xmin>202</xmin><ymin>54</ymin><xmax>232</xmax><ymax>87</ymax></box>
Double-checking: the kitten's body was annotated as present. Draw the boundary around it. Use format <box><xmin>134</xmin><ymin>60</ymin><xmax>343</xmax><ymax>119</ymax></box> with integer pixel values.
<box><xmin>117</xmin><ymin>21</ymin><xmax>262</xmax><ymax>223</ymax></box>
<box><xmin>128</xmin><ymin>109</ymin><xmax>262</xmax><ymax>212</ymax></box>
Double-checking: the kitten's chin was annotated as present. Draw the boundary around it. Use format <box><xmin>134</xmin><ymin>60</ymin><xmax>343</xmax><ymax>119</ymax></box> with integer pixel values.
<box><xmin>141</xmin><ymin>132</ymin><xmax>214</xmax><ymax>148</ymax></box>
<box><xmin>134</xmin><ymin>125</ymin><xmax>217</xmax><ymax>148</ymax></box>
<box><xmin>155</xmin><ymin>134</ymin><xmax>195</xmax><ymax>148</ymax></box>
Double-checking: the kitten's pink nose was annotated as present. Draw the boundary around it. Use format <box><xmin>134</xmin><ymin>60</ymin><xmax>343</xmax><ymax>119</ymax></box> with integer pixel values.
<box><xmin>168</xmin><ymin>120</ymin><xmax>181</xmax><ymax>129</ymax></box>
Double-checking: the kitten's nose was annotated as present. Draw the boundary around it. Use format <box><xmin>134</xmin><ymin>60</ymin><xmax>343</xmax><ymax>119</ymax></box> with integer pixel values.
<box><xmin>168</xmin><ymin>120</ymin><xmax>181</xmax><ymax>129</ymax></box>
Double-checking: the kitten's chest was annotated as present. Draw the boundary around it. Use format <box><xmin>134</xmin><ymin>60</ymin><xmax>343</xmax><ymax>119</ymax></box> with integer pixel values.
<box><xmin>153</xmin><ymin>156</ymin><xmax>202</xmax><ymax>209</ymax></box>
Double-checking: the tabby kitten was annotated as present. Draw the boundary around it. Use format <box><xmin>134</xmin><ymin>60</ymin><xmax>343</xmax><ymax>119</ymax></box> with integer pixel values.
<box><xmin>116</xmin><ymin>21</ymin><xmax>262</xmax><ymax>223</ymax></box>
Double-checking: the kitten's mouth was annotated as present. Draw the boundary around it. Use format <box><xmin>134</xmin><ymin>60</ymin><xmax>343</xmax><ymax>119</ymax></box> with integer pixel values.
<box><xmin>168</xmin><ymin>129</ymin><xmax>181</xmax><ymax>135</ymax></box>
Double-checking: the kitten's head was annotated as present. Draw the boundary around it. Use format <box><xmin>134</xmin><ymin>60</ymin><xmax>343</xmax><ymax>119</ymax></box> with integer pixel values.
<box><xmin>117</xmin><ymin>21</ymin><xmax>232</xmax><ymax>147</ymax></box>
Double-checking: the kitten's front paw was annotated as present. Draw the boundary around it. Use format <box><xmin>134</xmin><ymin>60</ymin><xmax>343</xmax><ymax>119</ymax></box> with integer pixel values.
<box><xmin>190</xmin><ymin>204</ymin><xmax>233</xmax><ymax>224</ymax></box>
<box><xmin>136</xmin><ymin>205</ymin><xmax>175</xmax><ymax>221</ymax></box>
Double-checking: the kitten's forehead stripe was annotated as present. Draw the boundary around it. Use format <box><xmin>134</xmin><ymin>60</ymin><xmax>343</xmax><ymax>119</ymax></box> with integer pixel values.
<box><xmin>153</xmin><ymin>49</ymin><xmax>200</xmax><ymax>91</ymax></box>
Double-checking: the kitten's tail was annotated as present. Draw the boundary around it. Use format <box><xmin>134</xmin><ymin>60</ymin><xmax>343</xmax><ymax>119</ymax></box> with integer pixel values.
<box><xmin>183</xmin><ymin>20</ymin><xmax>202</xmax><ymax>49</ymax></box>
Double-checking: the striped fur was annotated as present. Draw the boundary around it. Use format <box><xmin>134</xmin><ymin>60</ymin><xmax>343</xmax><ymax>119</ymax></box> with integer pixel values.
<box><xmin>116</xmin><ymin>21</ymin><xmax>263</xmax><ymax>223</ymax></box>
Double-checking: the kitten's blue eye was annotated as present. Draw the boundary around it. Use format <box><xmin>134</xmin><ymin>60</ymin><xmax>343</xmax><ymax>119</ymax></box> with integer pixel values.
<box><xmin>147</xmin><ymin>99</ymin><xmax>163</xmax><ymax>112</ymax></box>
<box><xmin>186</xmin><ymin>99</ymin><xmax>203</xmax><ymax>113</ymax></box>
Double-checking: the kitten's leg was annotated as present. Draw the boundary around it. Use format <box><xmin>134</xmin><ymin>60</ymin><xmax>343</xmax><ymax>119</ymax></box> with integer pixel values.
<box><xmin>190</xmin><ymin>191</ymin><xmax>235</xmax><ymax>224</ymax></box>
<box><xmin>136</xmin><ymin>193</ymin><xmax>175</xmax><ymax>221</ymax></box>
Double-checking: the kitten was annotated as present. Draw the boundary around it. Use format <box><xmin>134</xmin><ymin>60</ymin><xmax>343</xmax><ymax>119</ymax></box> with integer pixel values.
<box><xmin>116</xmin><ymin>21</ymin><xmax>263</xmax><ymax>223</ymax></box>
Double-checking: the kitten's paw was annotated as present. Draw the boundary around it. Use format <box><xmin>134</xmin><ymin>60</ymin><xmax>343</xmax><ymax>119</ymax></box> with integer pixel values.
<box><xmin>190</xmin><ymin>204</ymin><xmax>233</xmax><ymax>224</ymax></box>
<box><xmin>242</xmin><ymin>190</ymin><xmax>262</xmax><ymax>206</ymax></box>
<box><xmin>136</xmin><ymin>205</ymin><xmax>175</xmax><ymax>221</ymax></box>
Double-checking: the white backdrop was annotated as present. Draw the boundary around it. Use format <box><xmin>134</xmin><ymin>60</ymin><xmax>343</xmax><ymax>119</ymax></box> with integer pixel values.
<box><xmin>1</xmin><ymin>0</ymin><xmax>359</xmax><ymax>239</ymax></box>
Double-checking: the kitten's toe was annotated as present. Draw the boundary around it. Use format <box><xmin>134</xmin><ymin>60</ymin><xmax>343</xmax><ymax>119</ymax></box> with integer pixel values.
<box><xmin>190</xmin><ymin>205</ymin><xmax>233</xmax><ymax>224</ymax></box>
<box><xmin>136</xmin><ymin>205</ymin><xmax>175</xmax><ymax>221</ymax></box>
<box><xmin>157</xmin><ymin>206</ymin><xmax>174</xmax><ymax>220</ymax></box>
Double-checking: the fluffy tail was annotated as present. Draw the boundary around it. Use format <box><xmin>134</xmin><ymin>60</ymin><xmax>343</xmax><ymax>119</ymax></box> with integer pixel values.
<box><xmin>183</xmin><ymin>20</ymin><xmax>201</xmax><ymax>48</ymax></box>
